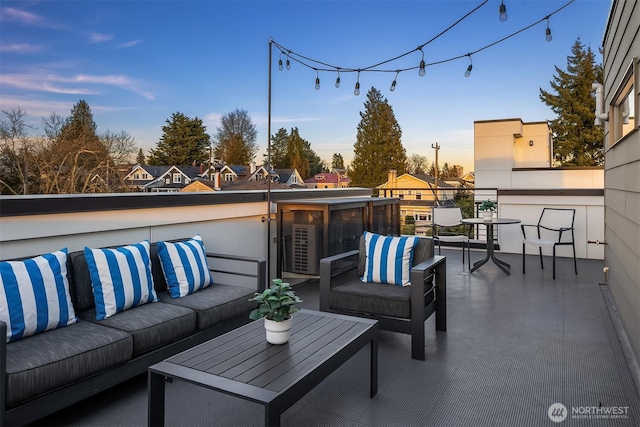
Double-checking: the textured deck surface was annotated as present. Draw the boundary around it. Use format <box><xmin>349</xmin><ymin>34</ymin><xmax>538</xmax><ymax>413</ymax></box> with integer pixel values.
<box><xmin>31</xmin><ymin>249</ymin><xmax>640</xmax><ymax>427</ymax></box>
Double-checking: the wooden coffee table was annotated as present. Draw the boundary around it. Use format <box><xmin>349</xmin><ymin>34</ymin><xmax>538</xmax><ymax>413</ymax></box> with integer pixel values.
<box><xmin>148</xmin><ymin>309</ymin><xmax>378</xmax><ymax>427</ymax></box>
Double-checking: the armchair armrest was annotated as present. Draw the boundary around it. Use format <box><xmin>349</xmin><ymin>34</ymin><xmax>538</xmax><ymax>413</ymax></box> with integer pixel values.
<box><xmin>319</xmin><ymin>250</ymin><xmax>359</xmax><ymax>312</ymax></box>
<box><xmin>410</xmin><ymin>255</ymin><xmax>447</xmax><ymax>332</ymax></box>
<box><xmin>520</xmin><ymin>223</ymin><xmax>538</xmax><ymax>238</ymax></box>
<box><xmin>206</xmin><ymin>252</ymin><xmax>267</xmax><ymax>292</ymax></box>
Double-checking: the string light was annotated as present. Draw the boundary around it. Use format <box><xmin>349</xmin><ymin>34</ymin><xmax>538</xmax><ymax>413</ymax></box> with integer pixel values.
<box><xmin>390</xmin><ymin>71</ymin><xmax>399</xmax><ymax>91</ymax></box>
<box><xmin>278</xmin><ymin>52</ymin><xmax>284</xmax><ymax>71</ymax></box>
<box><xmin>418</xmin><ymin>48</ymin><xmax>426</xmax><ymax>77</ymax></box>
<box><xmin>270</xmin><ymin>0</ymin><xmax>574</xmax><ymax>94</ymax></box>
<box><xmin>499</xmin><ymin>1</ymin><xmax>508</xmax><ymax>22</ymax></box>
<box><xmin>464</xmin><ymin>55</ymin><xmax>473</xmax><ymax>77</ymax></box>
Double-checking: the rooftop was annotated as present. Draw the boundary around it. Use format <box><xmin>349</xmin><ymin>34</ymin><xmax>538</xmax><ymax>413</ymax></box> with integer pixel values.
<box><xmin>31</xmin><ymin>249</ymin><xmax>640</xmax><ymax>427</ymax></box>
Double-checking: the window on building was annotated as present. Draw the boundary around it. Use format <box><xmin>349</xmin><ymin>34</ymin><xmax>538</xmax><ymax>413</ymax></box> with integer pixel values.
<box><xmin>225</xmin><ymin>173</ymin><xmax>234</xmax><ymax>181</ymax></box>
<box><xmin>165</xmin><ymin>178</ymin><xmax>170</xmax><ymax>184</ymax></box>
<box><xmin>611</xmin><ymin>59</ymin><xmax>638</xmax><ymax>147</ymax></box>
<box><xmin>407</xmin><ymin>190</ymin><xmax>412</xmax><ymax>196</ymax></box>
<box><xmin>134</xmin><ymin>173</ymin><xmax>140</xmax><ymax>180</ymax></box>
<box><xmin>416</xmin><ymin>190</ymin><xmax>422</xmax><ymax>200</ymax></box>
<box><xmin>173</xmin><ymin>173</ymin><xmax>181</xmax><ymax>183</ymax></box>
<box><xmin>142</xmin><ymin>173</ymin><xmax>148</xmax><ymax>179</ymax></box>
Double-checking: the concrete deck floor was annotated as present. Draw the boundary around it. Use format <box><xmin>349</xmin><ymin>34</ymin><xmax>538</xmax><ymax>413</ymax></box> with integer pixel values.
<box><xmin>30</xmin><ymin>249</ymin><xmax>640</xmax><ymax>426</ymax></box>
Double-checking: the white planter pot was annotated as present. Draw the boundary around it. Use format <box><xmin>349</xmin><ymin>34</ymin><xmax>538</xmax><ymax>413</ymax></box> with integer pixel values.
<box><xmin>482</xmin><ymin>211</ymin><xmax>494</xmax><ymax>221</ymax></box>
<box><xmin>264</xmin><ymin>317</ymin><xmax>292</xmax><ymax>345</ymax></box>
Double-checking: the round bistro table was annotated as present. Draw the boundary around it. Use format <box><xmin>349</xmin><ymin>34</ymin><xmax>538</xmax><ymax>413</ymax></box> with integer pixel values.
<box><xmin>461</xmin><ymin>218</ymin><xmax>521</xmax><ymax>275</ymax></box>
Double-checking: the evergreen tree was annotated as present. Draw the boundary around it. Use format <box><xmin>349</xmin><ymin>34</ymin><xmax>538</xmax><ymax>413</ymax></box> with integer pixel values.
<box><xmin>540</xmin><ymin>38</ymin><xmax>604</xmax><ymax>166</ymax></box>
<box><xmin>331</xmin><ymin>153</ymin><xmax>345</xmax><ymax>170</ymax></box>
<box><xmin>285</xmin><ymin>128</ymin><xmax>310</xmax><ymax>179</ymax></box>
<box><xmin>266</xmin><ymin>128</ymin><xmax>289</xmax><ymax>168</ymax></box>
<box><xmin>301</xmin><ymin>137</ymin><xmax>322</xmax><ymax>176</ymax></box>
<box><xmin>213</xmin><ymin>108</ymin><xmax>257</xmax><ymax>165</ymax></box>
<box><xmin>350</xmin><ymin>87</ymin><xmax>406</xmax><ymax>188</ymax></box>
<box><xmin>136</xmin><ymin>148</ymin><xmax>146</xmax><ymax>165</ymax></box>
<box><xmin>147</xmin><ymin>112</ymin><xmax>210</xmax><ymax>166</ymax></box>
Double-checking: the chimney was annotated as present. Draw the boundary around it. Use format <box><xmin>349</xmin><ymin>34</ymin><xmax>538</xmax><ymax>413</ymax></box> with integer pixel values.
<box><xmin>250</xmin><ymin>161</ymin><xmax>256</xmax><ymax>174</ymax></box>
<box><xmin>214</xmin><ymin>171</ymin><xmax>221</xmax><ymax>190</ymax></box>
<box><xmin>388</xmin><ymin>169</ymin><xmax>397</xmax><ymax>187</ymax></box>
<box><xmin>199</xmin><ymin>163</ymin><xmax>204</xmax><ymax>175</ymax></box>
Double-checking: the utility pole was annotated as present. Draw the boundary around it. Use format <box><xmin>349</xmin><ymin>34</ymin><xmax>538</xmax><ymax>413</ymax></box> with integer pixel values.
<box><xmin>432</xmin><ymin>142</ymin><xmax>440</xmax><ymax>203</ymax></box>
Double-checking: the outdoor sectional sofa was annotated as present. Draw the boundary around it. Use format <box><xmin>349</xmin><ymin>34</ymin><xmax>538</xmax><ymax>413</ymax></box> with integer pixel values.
<box><xmin>0</xmin><ymin>238</ymin><xmax>265</xmax><ymax>426</ymax></box>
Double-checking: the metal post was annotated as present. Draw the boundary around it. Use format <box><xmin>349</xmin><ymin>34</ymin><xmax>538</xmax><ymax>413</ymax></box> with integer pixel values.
<box><xmin>266</xmin><ymin>39</ymin><xmax>273</xmax><ymax>282</ymax></box>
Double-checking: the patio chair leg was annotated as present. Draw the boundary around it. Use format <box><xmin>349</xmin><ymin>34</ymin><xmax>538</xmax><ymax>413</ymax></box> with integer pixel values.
<box><xmin>572</xmin><ymin>242</ymin><xmax>578</xmax><ymax>275</ymax></box>
<box><xmin>552</xmin><ymin>246</ymin><xmax>556</xmax><ymax>280</ymax></box>
<box><xmin>467</xmin><ymin>241</ymin><xmax>471</xmax><ymax>270</ymax></box>
<box><xmin>522</xmin><ymin>243</ymin><xmax>526</xmax><ymax>274</ymax></box>
<box><xmin>539</xmin><ymin>247</ymin><xmax>544</xmax><ymax>270</ymax></box>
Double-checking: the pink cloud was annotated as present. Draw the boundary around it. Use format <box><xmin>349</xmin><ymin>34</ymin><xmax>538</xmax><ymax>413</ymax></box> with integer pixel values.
<box><xmin>0</xmin><ymin>43</ymin><xmax>42</xmax><ymax>53</ymax></box>
<box><xmin>0</xmin><ymin>7</ymin><xmax>66</xmax><ymax>29</ymax></box>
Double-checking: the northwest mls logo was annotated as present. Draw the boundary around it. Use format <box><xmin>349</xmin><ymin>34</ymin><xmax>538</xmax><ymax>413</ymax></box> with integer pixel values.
<box><xmin>548</xmin><ymin>403</ymin><xmax>568</xmax><ymax>422</ymax></box>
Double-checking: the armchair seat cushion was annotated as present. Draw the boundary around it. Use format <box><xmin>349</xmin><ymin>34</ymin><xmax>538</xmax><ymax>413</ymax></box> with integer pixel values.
<box><xmin>330</xmin><ymin>279</ymin><xmax>435</xmax><ymax>319</ymax></box>
<box><xmin>6</xmin><ymin>321</ymin><xmax>132</xmax><ymax>406</ymax></box>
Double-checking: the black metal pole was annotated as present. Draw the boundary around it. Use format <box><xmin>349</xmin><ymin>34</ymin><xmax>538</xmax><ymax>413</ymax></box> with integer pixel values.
<box><xmin>266</xmin><ymin>38</ymin><xmax>273</xmax><ymax>283</ymax></box>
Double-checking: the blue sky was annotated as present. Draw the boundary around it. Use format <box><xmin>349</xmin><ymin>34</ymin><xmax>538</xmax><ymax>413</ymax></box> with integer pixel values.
<box><xmin>0</xmin><ymin>0</ymin><xmax>611</xmax><ymax>173</ymax></box>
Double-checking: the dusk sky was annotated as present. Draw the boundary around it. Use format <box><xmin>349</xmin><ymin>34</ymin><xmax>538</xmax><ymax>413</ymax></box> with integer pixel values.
<box><xmin>0</xmin><ymin>0</ymin><xmax>611</xmax><ymax>173</ymax></box>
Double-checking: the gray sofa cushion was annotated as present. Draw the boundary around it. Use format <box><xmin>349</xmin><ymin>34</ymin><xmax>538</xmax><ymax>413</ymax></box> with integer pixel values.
<box><xmin>6</xmin><ymin>321</ymin><xmax>132</xmax><ymax>406</ymax></box>
<box><xmin>78</xmin><ymin>302</ymin><xmax>196</xmax><ymax>356</ymax></box>
<box><xmin>158</xmin><ymin>284</ymin><xmax>257</xmax><ymax>330</ymax></box>
<box><xmin>330</xmin><ymin>279</ymin><xmax>436</xmax><ymax>319</ymax></box>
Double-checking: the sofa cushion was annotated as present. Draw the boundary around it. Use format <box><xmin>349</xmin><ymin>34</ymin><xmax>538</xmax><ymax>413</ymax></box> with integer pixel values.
<box><xmin>5</xmin><ymin>321</ymin><xmax>132</xmax><ymax>406</ymax></box>
<box><xmin>362</xmin><ymin>232</ymin><xmax>419</xmax><ymax>286</ymax></box>
<box><xmin>158</xmin><ymin>284</ymin><xmax>257</xmax><ymax>330</ymax></box>
<box><xmin>0</xmin><ymin>249</ymin><xmax>77</xmax><ymax>343</ymax></box>
<box><xmin>330</xmin><ymin>279</ymin><xmax>436</xmax><ymax>319</ymax></box>
<box><xmin>158</xmin><ymin>235</ymin><xmax>214</xmax><ymax>298</ymax></box>
<box><xmin>84</xmin><ymin>241</ymin><xmax>159</xmax><ymax>320</ymax></box>
<box><xmin>78</xmin><ymin>302</ymin><xmax>196</xmax><ymax>355</ymax></box>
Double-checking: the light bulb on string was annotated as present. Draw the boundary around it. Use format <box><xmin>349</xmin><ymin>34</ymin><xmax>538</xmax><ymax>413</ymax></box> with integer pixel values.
<box><xmin>545</xmin><ymin>18</ymin><xmax>553</xmax><ymax>42</ymax></box>
<box><xmin>464</xmin><ymin>55</ymin><xmax>473</xmax><ymax>78</ymax></box>
<box><xmin>390</xmin><ymin>71</ymin><xmax>399</xmax><ymax>92</ymax></box>
<box><xmin>315</xmin><ymin>69</ymin><xmax>320</xmax><ymax>90</ymax></box>
<box><xmin>354</xmin><ymin>71</ymin><xmax>361</xmax><ymax>96</ymax></box>
<box><xmin>278</xmin><ymin>52</ymin><xmax>284</xmax><ymax>71</ymax></box>
<box><xmin>286</xmin><ymin>51</ymin><xmax>291</xmax><ymax>70</ymax></box>
<box><xmin>499</xmin><ymin>1</ymin><xmax>508</xmax><ymax>22</ymax></box>
<box><xmin>335</xmin><ymin>68</ymin><xmax>341</xmax><ymax>88</ymax></box>
<box><xmin>418</xmin><ymin>48</ymin><xmax>426</xmax><ymax>77</ymax></box>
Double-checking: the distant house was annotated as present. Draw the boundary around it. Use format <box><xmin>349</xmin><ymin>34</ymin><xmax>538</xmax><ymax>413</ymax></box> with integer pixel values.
<box><xmin>377</xmin><ymin>170</ymin><xmax>457</xmax><ymax>234</ymax></box>
<box><xmin>181</xmin><ymin>177</ymin><xmax>292</xmax><ymax>193</ymax></box>
<box><xmin>123</xmin><ymin>164</ymin><xmax>204</xmax><ymax>192</ymax></box>
<box><xmin>219</xmin><ymin>164</ymin><xmax>250</xmax><ymax>182</ymax></box>
<box><xmin>304</xmin><ymin>172</ymin><xmax>350</xmax><ymax>189</ymax></box>
<box><xmin>247</xmin><ymin>166</ymin><xmax>304</xmax><ymax>187</ymax></box>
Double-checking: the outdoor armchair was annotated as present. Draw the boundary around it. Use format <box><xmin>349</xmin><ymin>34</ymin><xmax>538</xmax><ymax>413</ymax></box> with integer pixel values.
<box><xmin>319</xmin><ymin>235</ymin><xmax>446</xmax><ymax>361</ymax></box>
<box><xmin>521</xmin><ymin>207</ymin><xmax>577</xmax><ymax>279</ymax></box>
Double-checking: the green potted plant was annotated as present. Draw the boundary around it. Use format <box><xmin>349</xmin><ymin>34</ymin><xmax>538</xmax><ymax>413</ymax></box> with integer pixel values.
<box><xmin>249</xmin><ymin>278</ymin><xmax>303</xmax><ymax>344</ymax></box>
<box><xmin>479</xmin><ymin>200</ymin><xmax>497</xmax><ymax>221</ymax></box>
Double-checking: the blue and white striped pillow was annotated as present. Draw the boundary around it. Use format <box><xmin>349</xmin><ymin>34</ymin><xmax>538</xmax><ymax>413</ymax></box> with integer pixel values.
<box><xmin>0</xmin><ymin>249</ymin><xmax>77</xmax><ymax>343</ymax></box>
<box><xmin>84</xmin><ymin>241</ymin><xmax>158</xmax><ymax>320</ymax></box>
<box><xmin>362</xmin><ymin>232</ymin><xmax>419</xmax><ymax>286</ymax></box>
<box><xmin>157</xmin><ymin>235</ymin><xmax>214</xmax><ymax>298</ymax></box>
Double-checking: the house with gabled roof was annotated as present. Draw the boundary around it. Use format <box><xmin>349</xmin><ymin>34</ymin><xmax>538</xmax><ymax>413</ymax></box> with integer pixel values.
<box><xmin>304</xmin><ymin>172</ymin><xmax>350</xmax><ymax>188</ymax></box>
<box><xmin>377</xmin><ymin>170</ymin><xmax>457</xmax><ymax>234</ymax></box>
<box><xmin>124</xmin><ymin>165</ymin><xmax>204</xmax><ymax>192</ymax></box>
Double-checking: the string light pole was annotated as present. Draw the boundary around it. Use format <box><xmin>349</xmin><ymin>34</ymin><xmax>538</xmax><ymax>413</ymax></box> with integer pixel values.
<box><xmin>432</xmin><ymin>143</ymin><xmax>440</xmax><ymax>204</ymax></box>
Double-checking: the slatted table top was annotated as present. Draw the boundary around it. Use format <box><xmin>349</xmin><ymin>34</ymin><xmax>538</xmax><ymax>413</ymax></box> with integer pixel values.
<box><xmin>149</xmin><ymin>309</ymin><xmax>377</xmax><ymax>405</ymax></box>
